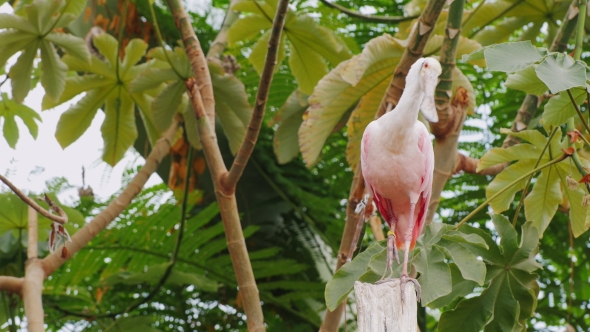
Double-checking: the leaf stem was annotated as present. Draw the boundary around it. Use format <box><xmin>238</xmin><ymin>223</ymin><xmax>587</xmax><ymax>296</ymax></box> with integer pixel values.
<box><xmin>574</xmin><ymin>0</ymin><xmax>587</xmax><ymax>60</ymax></box>
<box><xmin>455</xmin><ymin>154</ymin><xmax>569</xmax><ymax>228</ymax></box>
<box><xmin>511</xmin><ymin>127</ymin><xmax>559</xmax><ymax>226</ymax></box>
<box><xmin>318</xmin><ymin>0</ymin><xmax>418</xmax><ymax>23</ymax></box>
<box><xmin>566</xmin><ymin>89</ymin><xmax>590</xmax><ymax>135</ymax></box>
<box><xmin>566</xmin><ymin>118</ymin><xmax>589</xmax><ymax>180</ymax></box>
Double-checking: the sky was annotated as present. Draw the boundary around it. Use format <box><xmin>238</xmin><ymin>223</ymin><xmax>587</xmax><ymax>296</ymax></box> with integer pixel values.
<box><xmin>0</xmin><ymin>3</ymin><xmax>163</xmax><ymax>205</ymax></box>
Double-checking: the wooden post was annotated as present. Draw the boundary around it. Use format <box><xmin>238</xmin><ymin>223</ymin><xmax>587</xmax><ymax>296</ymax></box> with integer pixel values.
<box><xmin>354</xmin><ymin>280</ymin><xmax>417</xmax><ymax>332</ymax></box>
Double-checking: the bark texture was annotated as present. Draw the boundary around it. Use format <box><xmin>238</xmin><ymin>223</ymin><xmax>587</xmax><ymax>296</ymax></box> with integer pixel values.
<box><xmin>354</xmin><ymin>280</ymin><xmax>417</xmax><ymax>332</ymax></box>
<box><xmin>166</xmin><ymin>0</ymin><xmax>291</xmax><ymax>330</ymax></box>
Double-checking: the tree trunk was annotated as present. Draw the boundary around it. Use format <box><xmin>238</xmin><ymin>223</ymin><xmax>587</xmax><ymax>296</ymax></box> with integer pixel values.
<box><xmin>354</xmin><ymin>280</ymin><xmax>417</xmax><ymax>332</ymax></box>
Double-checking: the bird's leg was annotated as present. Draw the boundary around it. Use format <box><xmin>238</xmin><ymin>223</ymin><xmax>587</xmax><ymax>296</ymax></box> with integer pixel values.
<box><xmin>400</xmin><ymin>202</ymin><xmax>421</xmax><ymax>305</ymax></box>
<box><xmin>378</xmin><ymin>231</ymin><xmax>396</xmax><ymax>281</ymax></box>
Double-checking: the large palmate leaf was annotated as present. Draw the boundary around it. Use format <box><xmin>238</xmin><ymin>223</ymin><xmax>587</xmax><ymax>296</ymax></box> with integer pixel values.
<box><xmin>325</xmin><ymin>223</ymin><xmax>487</xmax><ymax>311</ymax></box>
<box><xmin>129</xmin><ymin>46</ymin><xmax>252</xmax><ymax>154</ymax></box>
<box><xmin>477</xmin><ymin>128</ymin><xmax>585</xmax><ymax>236</ymax></box>
<box><xmin>0</xmin><ymin>0</ymin><xmax>89</xmax><ymax>103</ymax></box>
<box><xmin>42</xmin><ymin>33</ymin><xmax>158</xmax><ymax>166</ymax></box>
<box><xmin>543</xmin><ymin>87</ymin><xmax>587</xmax><ymax>127</ymax></box>
<box><xmin>439</xmin><ymin>215</ymin><xmax>541</xmax><ymax>332</ymax></box>
<box><xmin>227</xmin><ymin>0</ymin><xmax>351</xmax><ymax>94</ymax></box>
<box><xmin>0</xmin><ymin>92</ymin><xmax>41</xmax><ymax>148</ymax></box>
<box><xmin>299</xmin><ymin>34</ymin><xmax>479</xmax><ymax>168</ymax></box>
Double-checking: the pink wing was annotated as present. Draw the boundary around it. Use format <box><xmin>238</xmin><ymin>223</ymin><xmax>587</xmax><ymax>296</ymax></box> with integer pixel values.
<box><xmin>410</xmin><ymin>126</ymin><xmax>434</xmax><ymax>249</ymax></box>
<box><xmin>360</xmin><ymin>122</ymin><xmax>398</xmax><ymax>228</ymax></box>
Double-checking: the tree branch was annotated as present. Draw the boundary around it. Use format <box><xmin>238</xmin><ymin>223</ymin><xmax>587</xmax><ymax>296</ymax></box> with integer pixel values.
<box><xmin>0</xmin><ymin>277</ymin><xmax>23</xmax><ymax>294</ymax></box>
<box><xmin>41</xmin><ymin>118</ymin><xmax>180</xmax><ymax>277</ymax></box>
<box><xmin>207</xmin><ymin>0</ymin><xmax>242</xmax><ymax>60</ymax></box>
<box><xmin>375</xmin><ymin>0</ymin><xmax>447</xmax><ymax>117</ymax></box>
<box><xmin>166</xmin><ymin>0</ymin><xmax>216</xmax><ymax>131</ymax></box>
<box><xmin>22</xmin><ymin>207</ymin><xmax>44</xmax><ymax>332</ymax></box>
<box><xmin>426</xmin><ymin>0</ymin><xmax>466</xmax><ymax>225</ymax></box>
<box><xmin>319</xmin><ymin>0</ymin><xmax>418</xmax><ymax>23</ymax></box>
<box><xmin>0</xmin><ymin>175</ymin><xmax>67</xmax><ymax>224</ymax></box>
<box><xmin>224</xmin><ymin>0</ymin><xmax>290</xmax><ymax>190</ymax></box>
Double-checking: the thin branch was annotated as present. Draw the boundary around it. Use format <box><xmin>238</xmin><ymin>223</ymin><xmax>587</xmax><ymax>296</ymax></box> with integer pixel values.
<box><xmin>224</xmin><ymin>0</ymin><xmax>290</xmax><ymax>190</ymax></box>
<box><xmin>453</xmin><ymin>153</ymin><xmax>506</xmax><ymax>175</ymax></box>
<box><xmin>0</xmin><ymin>277</ymin><xmax>23</xmax><ymax>294</ymax></box>
<box><xmin>41</xmin><ymin>118</ymin><xmax>180</xmax><ymax>277</ymax></box>
<box><xmin>319</xmin><ymin>0</ymin><xmax>418</xmax><ymax>23</ymax></box>
<box><xmin>27</xmin><ymin>207</ymin><xmax>38</xmax><ymax>259</ymax></box>
<box><xmin>0</xmin><ymin>175</ymin><xmax>67</xmax><ymax>224</ymax></box>
<box><xmin>207</xmin><ymin>0</ymin><xmax>243</xmax><ymax>60</ymax></box>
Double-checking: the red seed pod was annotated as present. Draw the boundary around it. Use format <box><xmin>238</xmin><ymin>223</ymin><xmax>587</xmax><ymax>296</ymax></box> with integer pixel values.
<box><xmin>61</xmin><ymin>246</ymin><xmax>68</xmax><ymax>259</ymax></box>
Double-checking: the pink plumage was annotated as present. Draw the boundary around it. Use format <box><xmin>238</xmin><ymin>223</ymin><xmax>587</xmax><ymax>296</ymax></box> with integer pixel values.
<box><xmin>359</xmin><ymin>57</ymin><xmax>441</xmax><ymax>298</ymax></box>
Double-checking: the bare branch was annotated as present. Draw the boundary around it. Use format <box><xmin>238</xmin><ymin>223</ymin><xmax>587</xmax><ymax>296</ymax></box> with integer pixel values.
<box><xmin>319</xmin><ymin>0</ymin><xmax>418</xmax><ymax>23</ymax></box>
<box><xmin>207</xmin><ymin>0</ymin><xmax>242</xmax><ymax>60</ymax></box>
<box><xmin>224</xmin><ymin>0</ymin><xmax>290</xmax><ymax>190</ymax></box>
<box><xmin>28</xmin><ymin>207</ymin><xmax>38</xmax><ymax>259</ymax></box>
<box><xmin>454</xmin><ymin>153</ymin><xmax>506</xmax><ymax>175</ymax></box>
<box><xmin>0</xmin><ymin>175</ymin><xmax>67</xmax><ymax>224</ymax></box>
<box><xmin>0</xmin><ymin>276</ymin><xmax>23</xmax><ymax>294</ymax></box>
<box><xmin>42</xmin><ymin>118</ymin><xmax>180</xmax><ymax>277</ymax></box>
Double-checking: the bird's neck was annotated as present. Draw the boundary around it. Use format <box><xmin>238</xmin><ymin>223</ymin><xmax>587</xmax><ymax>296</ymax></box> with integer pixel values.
<box><xmin>381</xmin><ymin>79</ymin><xmax>423</xmax><ymax>133</ymax></box>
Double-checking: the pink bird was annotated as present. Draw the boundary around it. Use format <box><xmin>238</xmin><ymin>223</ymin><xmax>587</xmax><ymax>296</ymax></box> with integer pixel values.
<box><xmin>360</xmin><ymin>57</ymin><xmax>441</xmax><ymax>301</ymax></box>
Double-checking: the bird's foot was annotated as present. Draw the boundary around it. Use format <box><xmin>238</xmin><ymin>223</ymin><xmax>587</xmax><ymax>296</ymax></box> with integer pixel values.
<box><xmin>400</xmin><ymin>274</ymin><xmax>421</xmax><ymax>304</ymax></box>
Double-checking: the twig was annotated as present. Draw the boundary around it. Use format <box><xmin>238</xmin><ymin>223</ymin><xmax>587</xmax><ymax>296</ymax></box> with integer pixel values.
<box><xmin>224</xmin><ymin>0</ymin><xmax>290</xmax><ymax>190</ymax></box>
<box><xmin>41</xmin><ymin>118</ymin><xmax>180</xmax><ymax>277</ymax></box>
<box><xmin>0</xmin><ymin>175</ymin><xmax>68</xmax><ymax>224</ymax></box>
<box><xmin>319</xmin><ymin>0</ymin><xmax>418</xmax><ymax>23</ymax></box>
<box><xmin>567</xmin><ymin>89</ymin><xmax>590</xmax><ymax>134</ymax></box>
<box><xmin>455</xmin><ymin>154</ymin><xmax>569</xmax><ymax>228</ymax></box>
<box><xmin>0</xmin><ymin>277</ymin><xmax>24</xmax><ymax>293</ymax></box>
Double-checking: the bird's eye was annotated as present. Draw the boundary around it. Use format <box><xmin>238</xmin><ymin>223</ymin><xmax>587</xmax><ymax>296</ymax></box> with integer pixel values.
<box><xmin>424</xmin><ymin>63</ymin><xmax>429</xmax><ymax>68</ymax></box>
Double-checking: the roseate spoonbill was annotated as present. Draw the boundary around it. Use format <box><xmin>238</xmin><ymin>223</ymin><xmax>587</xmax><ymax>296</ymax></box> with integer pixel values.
<box><xmin>360</xmin><ymin>57</ymin><xmax>441</xmax><ymax>302</ymax></box>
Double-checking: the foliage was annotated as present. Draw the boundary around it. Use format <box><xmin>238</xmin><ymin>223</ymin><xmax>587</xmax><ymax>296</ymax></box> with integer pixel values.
<box><xmin>1</xmin><ymin>0</ymin><xmax>590</xmax><ymax>330</ymax></box>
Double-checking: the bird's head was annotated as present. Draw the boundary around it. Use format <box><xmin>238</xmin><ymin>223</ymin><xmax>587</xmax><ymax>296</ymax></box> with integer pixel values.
<box><xmin>413</xmin><ymin>57</ymin><xmax>442</xmax><ymax>123</ymax></box>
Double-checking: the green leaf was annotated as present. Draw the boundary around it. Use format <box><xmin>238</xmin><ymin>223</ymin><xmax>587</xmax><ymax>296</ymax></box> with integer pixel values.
<box><xmin>92</xmin><ymin>33</ymin><xmax>118</xmax><ymax>68</ymax></box>
<box><xmin>2</xmin><ymin>113</ymin><xmax>18</xmax><ymax>148</ymax></box>
<box><xmin>437</xmin><ymin>240</ymin><xmax>486</xmax><ymax>285</ymax></box>
<box><xmin>0</xmin><ymin>94</ymin><xmax>41</xmax><ymax>147</ymax></box>
<box><xmin>428</xmin><ymin>264</ymin><xmax>478</xmax><ymax>308</ymax></box>
<box><xmin>129</xmin><ymin>68</ymin><xmax>179</xmax><ymax>93</ymax></box>
<box><xmin>42</xmin><ymin>75</ymin><xmax>112</xmax><ymax>110</ymax></box>
<box><xmin>483</xmin><ymin>41</ymin><xmax>546</xmax><ymax>72</ymax></box>
<box><xmin>101</xmin><ymin>90</ymin><xmax>138</xmax><ymax>166</ymax></box>
<box><xmin>535</xmin><ymin>53</ymin><xmax>586</xmax><ymax>93</ymax></box>
<box><xmin>45</xmin><ymin>32</ymin><xmax>90</xmax><ymax>62</ymax></box>
<box><xmin>486</xmin><ymin>159</ymin><xmax>536</xmax><ymax>213</ymax></box>
<box><xmin>542</xmin><ymin>88</ymin><xmax>587</xmax><ymax>126</ymax></box>
<box><xmin>9</xmin><ymin>42</ymin><xmax>38</xmax><ymax>103</ymax></box>
<box><xmin>227</xmin><ymin>14</ymin><xmax>272</xmax><ymax>46</ymax></box>
<box><xmin>55</xmin><ymin>88</ymin><xmax>112</xmax><ymax>148</ymax></box>
<box><xmin>121</xmin><ymin>39</ymin><xmax>148</xmax><ymax>80</ymax></box>
<box><xmin>439</xmin><ymin>218</ymin><xmax>541</xmax><ymax>332</ymax></box>
<box><xmin>477</xmin><ymin>144</ymin><xmax>543</xmax><ymax>172</ymax></box>
<box><xmin>39</xmin><ymin>40</ymin><xmax>67</xmax><ymax>102</ymax></box>
<box><xmin>414</xmin><ymin>245</ymin><xmax>452</xmax><ymax>305</ymax></box>
<box><xmin>152</xmin><ymin>80</ymin><xmax>185</xmax><ymax>132</ymax></box>
<box><xmin>300</xmin><ymin>34</ymin><xmax>404</xmax><ymax>167</ymax></box>
<box><xmin>524</xmin><ymin>167</ymin><xmax>561</xmax><ymax>236</ymax></box>
<box><xmin>441</xmin><ymin>230</ymin><xmax>489</xmax><ymax>249</ymax></box>
<box><xmin>505</xmin><ymin>65</ymin><xmax>548</xmax><ymax>95</ymax></box>
<box><xmin>0</xmin><ymin>13</ymin><xmax>37</xmax><ymax>33</ymax></box>
<box><xmin>273</xmin><ymin>90</ymin><xmax>308</xmax><ymax>164</ymax></box>
<box><xmin>288</xmin><ymin>35</ymin><xmax>328</xmax><ymax>95</ymax></box>
<box><xmin>325</xmin><ymin>242</ymin><xmax>384</xmax><ymax>311</ymax></box>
